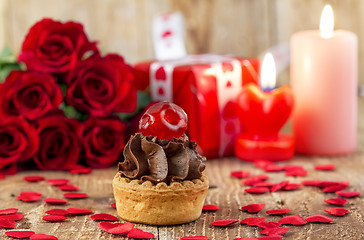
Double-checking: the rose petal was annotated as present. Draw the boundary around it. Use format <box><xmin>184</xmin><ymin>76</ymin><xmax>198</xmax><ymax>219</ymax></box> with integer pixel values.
<box><xmin>24</xmin><ymin>176</ymin><xmax>45</xmax><ymax>182</ymax></box>
<box><xmin>242</xmin><ymin>175</ymin><xmax>269</xmax><ymax>186</ymax></box>
<box><xmin>324</xmin><ymin>198</ymin><xmax>348</xmax><ymax>206</ymax></box>
<box><xmin>263</xmin><ymin>164</ymin><xmax>285</xmax><ymax>172</ymax></box>
<box><xmin>285</xmin><ymin>167</ymin><xmax>307</xmax><ymax>177</ymax></box>
<box><xmin>211</xmin><ymin>219</ymin><xmax>238</xmax><ymax>227</ymax></box>
<box><xmin>254</xmin><ymin>160</ymin><xmax>273</xmax><ymax>169</ymax></box>
<box><xmin>5</xmin><ymin>230</ymin><xmax>35</xmax><ymax>239</ymax></box>
<box><xmin>278</xmin><ymin>215</ymin><xmax>306</xmax><ymax>225</ymax></box>
<box><xmin>301</xmin><ymin>180</ymin><xmax>322</xmax><ymax>186</ymax></box>
<box><xmin>63</xmin><ymin>193</ymin><xmax>88</xmax><ymax>199</ymax></box>
<box><xmin>30</xmin><ymin>233</ymin><xmax>58</xmax><ymax>240</ymax></box>
<box><xmin>335</xmin><ymin>190</ymin><xmax>360</xmax><ymax>198</ymax></box>
<box><xmin>43</xmin><ymin>198</ymin><xmax>68</xmax><ymax>205</ymax></box>
<box><xmin>256</xmin><ymin>222</ymin><xmax>280</xmax><ymax>229</ymax></box>
<box><xmin>283</xmin><ymin>183</ymin><xmax>301</xmax><ymax>191</ymax></box>
<box><xmin>0</xmin><ymin>219</ymin><xmax>16</xmax><ymax>228</ymax></box>
<box><xmin>47</xmin><ymin>179</ymin><xmax>69</xmax><ymax>186</ymax></box>
<box><xmin>231</xmin><ymin>170</ymin><xmax>250</xmax><ymax>179</ymax></box>
<box><xmin>69</xmin><ymin>168</ymin><xmax>92</xmax><ymax>174</ymax></box>
<box><xmin>260</xmin><ymin>227</ymin><xmax>289</xmax><ymax>236</ymax></box>
<box><xmin>90</xmin><ymin>213</ymin><xmax>118</xmax><ymax>221</ymax></box>
<box><xmin>45</xmin><ymin>209</ymin><xmax>69</xmax><ymax>216</ymax></box>
<box><xmin>127</xmin><ymin>228</ymin><xmax>154</xmax><ymax>239</ymax></box>
<box><xmin>0</xmin><ymin>208</ymin><xmax>18</xmax><ymax>215</ymax></box>
<box><xmin>180</xmin><ymin>236</ymin><xmax>209</xmax><ymax>240</ymax></box>
<box><xmin>110</xmin><ymin>203</ymin><xmax>116</xmax><ymax>209</ymax></box>
<box><xmin>270</xmin><ymin>181</ymin><xmax>289</xmax><ymax>192</ymax></box>
<box><xmin>20</xmin><ymin>191</ymin><xmax>43</xmax><ymax>197</ymax></box>
<box><xmin>0</xmin><ymin>214</ymin><xmax>25</xmax><ymax>221</ymax></box>
<box><xmin>257</xmin><ymin>236</ymin><xmax>283</xmax><ymax>240</ymax></box>
<box><xmin>266</xmin><ymin>209</ymin><xmax>291</xmax><ymax>215</ymax></box>
<box><xmin>316</xmin><ymin>181</ymin><xmax>348</xmax><ymax>189</ymax></box>
<box><xmin>323</xmin><ymin>184</ymin><xmax>347</xmax><ymax>193</ymax></box>
<box><xmin>67</xmin><ymin>208</ymin><xmax>93</xmax><ymax>215</ymax></box>
<box><xmin>324</xmin><ymin>208</ymin><xmax>349</xmax><ymax>216</ymax></box>
<box><xmin>305</xmin><ymin>214</ymin><xmax>333</xmax><ymax>223</ymax></box>
<box><xmin>245</xmin><ymin>187</ymin><xmax>269</xmax><ymax>194</ymax></box>
<box><xmin>253</xmin><ymin>182</ymin><xmax>276</xmax><ymax>188</ymax></box>
<box><xmin>99</xmin><ymin>221</ymin><xmax>134</xmax><ymax>234</ymax></box>
<box><xmin>240</xmin><ymin>217</ymin><xmax>267</xmax><ymax>226</ymax></box>
<box><xmin>315</xmin><ymin>164</ymin><xmax>336</xmax><ymax>171</ymax></box>
<box><xmin>202</xmin><ymin>205</ymin><xmax>219</xmax><ymax>212</ymax></box>
<box><xmin>58</xmin><ymin>184</ymin><xmax>80</xmax><ymax>191</ymax></box>
<box><xmin>42</xmin><ymin>215</ymin><xmax>68</xmax><ymax>222</ymax></box>
<box><xmin>233</xmin><ymin>238</ymin><xmax>258</xmax><ymax>240</ymax></box>
<box><xmin>241</xmin><ymin>203</ymin><xmax>265</xmax><ymax>213</ymax></box>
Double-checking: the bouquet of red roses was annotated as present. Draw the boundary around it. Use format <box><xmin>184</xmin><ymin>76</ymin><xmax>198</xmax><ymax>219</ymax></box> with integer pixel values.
<box><xmin>0</xmin><ymin>18</ymin><xmax>144</xmax><ymax>177</ymax></box>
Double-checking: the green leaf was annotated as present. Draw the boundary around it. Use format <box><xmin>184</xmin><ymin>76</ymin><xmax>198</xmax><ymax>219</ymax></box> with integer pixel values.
<box><xmin>0</xmin><ymin>63</ymin><xmax>22</xmax><ymax>83</ymax></box>
<box><xmin>117</xmin><ymin>90</ymin><xmax>151</xmax><ymax>122</ymax></box>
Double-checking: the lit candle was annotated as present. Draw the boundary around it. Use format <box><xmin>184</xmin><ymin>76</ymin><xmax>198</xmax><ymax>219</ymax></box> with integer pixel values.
<box><xmin>290</xmin><ymin>4</ymin><xmax>357</xmax><ymax>155</ymax></box>
<box><xmin>234</xmin><ymin>53</ymin><xmax>295</xmax><ymax>161</ymax></box>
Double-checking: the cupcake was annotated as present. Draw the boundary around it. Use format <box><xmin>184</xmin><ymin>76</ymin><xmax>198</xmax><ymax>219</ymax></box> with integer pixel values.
<box><xmin>113</xmin><ymin>101</ymin><xmax>208</xmax><ymax>225</ymax></box>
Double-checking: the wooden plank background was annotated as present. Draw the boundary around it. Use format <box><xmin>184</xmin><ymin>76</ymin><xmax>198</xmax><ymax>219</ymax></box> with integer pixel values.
<box><xmin>0</xmin><ymin>0</ymin><xmax>363</xmax><ymax>85</ymax></box>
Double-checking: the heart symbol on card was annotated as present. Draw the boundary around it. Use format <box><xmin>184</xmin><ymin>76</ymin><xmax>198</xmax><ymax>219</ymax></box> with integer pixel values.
<box><xmin>162</xmin><ymin>30</ymin><xmax>173</xmax><ymax>38</ymax></box>
<box><xmin>155</xmin><ymin>66</ymin><xmax>167</xmax><ymax>81</ymax></box>
<box><xmin>236</xmin><ymin>83</ymin><xmax>294</xmax><ymax>139</ymax></box>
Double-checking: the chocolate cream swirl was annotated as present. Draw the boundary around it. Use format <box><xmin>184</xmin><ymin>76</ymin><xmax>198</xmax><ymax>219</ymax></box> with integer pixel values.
<box><xmin>118</xmin><ymin>133</ymin><xmax>206</xmax><ymax>184</ymax></box>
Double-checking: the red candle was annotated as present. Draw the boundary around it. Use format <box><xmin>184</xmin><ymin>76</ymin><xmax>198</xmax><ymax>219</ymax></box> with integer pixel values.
<box><xmin>234</xmin><ymin>54</ymin><xmax>295</xmax><ymax>161</ymax></box>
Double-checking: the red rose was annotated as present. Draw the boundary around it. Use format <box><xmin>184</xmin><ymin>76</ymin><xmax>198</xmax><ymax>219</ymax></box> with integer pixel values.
<box><xmin>0</xmin><ymin>116</ymin><xmax>39</xmax><ymax>172</ymax></box>
<box><xmin>34</xmin><ymin>112</ymin><xmax>81</xmax><ymax>170</ymax></box>
<box><xmin>66</xmin><ymin>54</ymin><xmax>137</xmax><ymax>116</ymax></box>
<box><xmin>0</xmin><ymin>71</ymin><xmax>63</xmax><ymax>120</ymax></box>
<box><xmin>18</xmin><ymin>18</ymin><xmax>99</xmax><ymax>75</ymax></box>
<box><xmin>81</xmin><ymin>117</ymin><xmax>126</xmax><ymax>168</ymax></box>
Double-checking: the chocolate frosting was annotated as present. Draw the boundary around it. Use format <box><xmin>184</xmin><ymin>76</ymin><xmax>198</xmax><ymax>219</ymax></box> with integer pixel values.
<box><xmin>118</xmin><ymin>133</ymin><xmax>206</xmax><ymax>184</ymax></box>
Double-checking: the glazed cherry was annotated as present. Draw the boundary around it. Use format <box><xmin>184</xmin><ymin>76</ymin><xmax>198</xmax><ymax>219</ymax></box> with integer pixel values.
<box><xmin>139</xmin><ymin>101</ymin><xmax>188</xmax><ymax>140</ymax></box>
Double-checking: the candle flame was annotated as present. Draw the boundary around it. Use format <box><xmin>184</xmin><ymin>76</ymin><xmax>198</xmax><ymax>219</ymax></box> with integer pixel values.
<box><xmin>260</xmin><ymin>53</ymin><xmax>276</xmax><ymax>91</ymax></box>
<box><xmin>320</xmin><ymin>4</ymin><xmax>334</xmax><ymax>38</ymax></box>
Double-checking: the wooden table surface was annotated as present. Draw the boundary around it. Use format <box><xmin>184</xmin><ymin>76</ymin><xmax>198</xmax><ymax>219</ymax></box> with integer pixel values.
<box><xmin>1</xmin><ymin>100</ymin><xmax>364</xmax><ymax>240</ymax></box>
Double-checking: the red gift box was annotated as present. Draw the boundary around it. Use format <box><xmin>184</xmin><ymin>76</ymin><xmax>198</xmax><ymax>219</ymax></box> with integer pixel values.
<box><xmin>134</xmin><ymin>54</ymin><xmax>259</xmax><ymax>159</ymax></box>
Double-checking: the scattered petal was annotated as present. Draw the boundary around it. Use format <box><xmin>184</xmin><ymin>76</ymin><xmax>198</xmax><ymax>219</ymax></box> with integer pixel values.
<box><xmin>0</xmin><ymin>214</ymin><xmax>25</xmax><ymax>221</ymax></box>
<box><xmin>270</xmin><ymin>181</ymin><xmax>289</xmax><ymax>192</ymax></box>
<box><xmin>283</xmin><ymin>183</ymin><xmax>301</xmax><ymax>191</ymax></box>
<box><xmin>202</xmin><ymin>205</ymin><xmax>219</xmax><ymax>212</ymax></box>
<box><xmin>0</xmin><ymin>219</ymin><xmax>16</xmax><ymax>228</ymax></box>
<box><xmin>315</xmin><ymin>164</ymin><xmax>336</xmax><ymax>171</ymax></box>
<box><xmin>69</xmin><ymin>168</ymin><xmax>92</xmax><ymax>174</ymax></box>
<box><xmin>0</xmin><ymin>208</ymin><xmax>18</xmax><ymax>215</ymax></box>
<box><xmin>30</xmin><ymin>233</ymin><xmax>58</xmax><ymax>240</ymax></box>
<box><xmin>323</xmin><ymin>184</ymin><xmax>347</xmax><ymax>193</ymax></box>
<box><xmin>20</xmin><ymin>191</ymin><xmax>43</xmax><ymax>196</ymax></box>
<box><xmin>257</xmin><ymin>236</ymin><xmax>283</xmax><ymax>240</ymax></box>
<box><xmin>256</xmin><ymin>221</ymin><xmax>280</xmax><ymax>229</ymax></box>
<box><xmin>99</xmin><ymin>221</ymin><xmax>134</xmax><ymax>234</ymax></box>
<box><xmin>263</xmin><ymin>164</ymin><xmax>285</xmax><ymax>172</ymax></box>
<box><xmin>42</xmin><ymin>215</ymin><xmax>68</xmax><ymax>222</ymax></box>
<box><xmin>245</xmin><ymin>187</ymin><xmax>269</xmax><ymax>194</ymax></box>
<box><xmin>240</xmin><ymin>217</ymin><xmax>266</xmax><ymax>226</ymax></box>
<box><xmin>305</xmin><ymin>214</ymin><xmax>333</xmax><ymax>223</ymax></box>
<box><xmin>58</xmin><ymin>184</ymin><xmax>80</xmax><ymax>191</ymax></box>
<box><xmin>285</xmin><ymin>167</ymin><xmax>307</xmax><ymax>177</ymax></box>
<box><xmin>45</xmin><ymin>209</ymin><xmax>69</xmax><ymax>216</ymax></box>
<box><xmin>260</xmin><ymin>227</ymin><xmax>289</xmax><ymax>236</ymax></box>
<box><xmin>47</xmin><ymin>179</ymin><xmax>69</xmax><ymax>186</ymax></box>
<box><xmin>211</xmin><ymin>219</ymin><xmax>238</xmax><ymax>227</ymax></box>
<box><xmin>316</xmin><ymin>181</ymin><xmax>345</xmax><ymax>189</ymax></box>
<box><xmin>266</xmin><ymin>209</ymin><xmax>291</xmax><ymax>215</ymax></box>
<box><xmin>241</xmin><ymin>203</ymin><xmax>265</xmax><ymax>213</ymax></box>
<box><xmin>253</xmin><ymin>182</ymin><xmax>276</xmax><ymax>188</ymax></box>
<box><xmin>335</xmin><ymin>190</ymin><xmax>360</xmax><ymax>198</ymax></box>
<box><xmin>324</xmin><ymin>198</ymin><xmax>348</xmax><ymax>206</ymax></box>
<box><xmin>254</xmin><ymin>160</ymin><xmax>273</xmax><ymax>169</ymax></box>
<box><xmin>231</xmin><ymin>170</ymin><xmax>250</xmax><ymax>179</ymax></box>
<box><xmin>324</xmin><ymin>208</ymin><xmax>349</xmax><ymax>216</ymax></box>
<box><xmin>90</xmin><ymin>213</ymin><xmax>118</xmax><ymax>221</ymax></box>
<box><xmin>17</xmin><ymin>191</ymin><xmax>42</xmax><ymax>202</ymax></box>
<box><xmin>5</xmin><ymin>230</ymin><xmax>35</xmax><ymax>239</ymax></box>
<box><xmin>43</xmin><ymin>198</ymin><xmax>68</xmax><ymax>205</ymax></box>
<box><xmin>242</xmin><ymin>175</ymin><xmax>269</xmax><ymax>186</ymax></box>
<box><xmin>110</xmin><ymin>203</ymin><xmax>116</xmax><ymax>209</ymax></box>
<box><xmin>234</xmin><ymin>238</ymin><xmax>258</xmax><ymax>240</ymax></box>
<box><xmin>63</xmin><ymin>193</ymin><xmax>88</xmax><ymax>199</ymax></box>
<box><xmin>278</xmin><ymin>215</ymin><xmax>306</xmax><ymax>225</ymax></box>
<box><xmin>181</xmin><ymin>236</ymin><xmax>209</xmax><ymax>240</ymax></box>
<box><xmin>127</xmin><ymin>228</ymin><xmax>154</xmax><ymax>239</ymax></box>
<box><xmin>67</xmin><ymin>208</ymin><xmax>93</xmax><ymax>215</ymax></box>
<box><xmin>301</xmin><ymin>180</ymin><xmax>322</xmax><ymax>186</ymax></box>
<box><xmin>24</xmin><ymin>176</ymin><xmax>45</xmax><ymax>182</ymax></box>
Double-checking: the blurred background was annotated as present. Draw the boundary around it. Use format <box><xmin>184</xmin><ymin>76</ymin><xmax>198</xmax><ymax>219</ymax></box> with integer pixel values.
<box><xmin>0</xmin><ymin>0</ymin><xmax>362</xmax><ymax>86</ymax></box>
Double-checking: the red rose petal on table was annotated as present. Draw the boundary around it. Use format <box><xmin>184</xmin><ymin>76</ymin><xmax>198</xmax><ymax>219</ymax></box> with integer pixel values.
<box><xmin>266</xmin><ymin>209</ymin><xmax>291</xmax><ymax>215</ymax></box>
<box><xmin>30</xmin><ymin>233</ymin><xmax>58</xmax><ymax>240</ymax></box>
<box><xmin>301</xmin><ymin>179</ymin><xmax>322</xmax><ymax>186</ymax></box>
<box><xmin>127</xmin><ymin>228</ymin><xmax>154</xmax><ymax>239</ymax></box>
<box><xmin>245</xmin><ymin>187</ymin><xmax>269</xmax><ymax>194</ymax></box>
<box><xmin>17</xmin><ymin>195</ymin><xmax>41</xmax><ymax>202</ymax></box>
<box><xmin>324</xmin><ymin>198</ymin><xmax>348</xmax><ymax>206</ymax></box>
<box><xmin>260</xmin><ymin>227</ymin><xmax>289</xmax><ymax>236</ymax></box>
<box><xmin>285</xmin><ymin>167</ymin><xmax>307</xmax><ymax>177</ymax></box>
<box><xmin>0</xmin><ymin>219</ymin><xmax>16</xmax><ymax>228</ymax></box>
<box><xmin>90</xmin><ymin>213</ymin><xmax>118</xmax><ymax>221</ymax></box>
<box><xmin>254</xmin><ymin>160</ymin><xmax>273</xmax><ymax>169</ymax></box>
<box><xmin>283</xmin><ymin>183</ymin><xmax>301</xmax><ymax>191</ymax></box>
<box><xmin>257</xmin><ymin>236</ymin><xmax>283</xmax><ymax>240</ymax></box>
<box><xmin>24</xmin><ymin>176</ymin><xmax>45</xmax><ymax>182</ymax></box>
<box><xmin>278</xmin><ymin>215</ymin><xmax>306</xmax><ymax>225</ymax></box>
<box><xmin>263</xmin><ymin>164</ymin><xmax>285</xmax><ymax>172</ymax></box>
<box><xmin>241</xmin><ymin>203</ymin><xmax>265</xmax><ymax>213</ymax></box>
<box><xmin>240</xmin><ymin>217</ymin><xmax>267</xmax><ymax>226</ymax></box>
<box><xmin>316</xmin><ymin>181</ymin><xmax>349</xmax><ymax>189</ymax></box>
<box><xmin>181</xmin><ymin>236</ymin><xmax>209</xmax><ymax>240</ymax></box>
<box><xmin>324</xmin><ymin>208</ymin><xmax>349</xmax><ymax>216</ymax></box>
<box><xmin>20</xmin><ymin>191</ymin><xmax>43</xmax><ymax>196</ymax></box>
<box><xmin>0</xmin><ymin>214</ymin><xmax>25</xmax><ymax>221</ymax></box>
<box><xmin>256</xmin><ymin>221</ymin><xmax>280</xmax><ymax>229</ymax></box>
<box><xmin>43</xmin><ymin>215</ymin><xmax>68</xmax><ymax>222</ymax></box>
<box><xmin>305</xmin><ymin>214</ymin><xmax>333</xmax><ymax>223</ymax></box>
<box><xmin>45</xmin><ymin>209</ymin><xmax>69</xmax><ymax>216</ymax></box>
<box><xmin>242</xmin><ymin>175</ymin><xmax>269</xmax><ymax>186</ymax></box>
<box><xmin>202</xmin><ymin>204</ymin><xmax>219</xmax><ymax>211</ymax></box>
<box><xmin>43</xmin><ymin>198</ymin><xmax>68</xmax><ymax>205</ymax></box>
<box><xmin>47</xmin><ymin>179</ymin><xmax>69</xmax><ymax>186</ymax></box>
<box><xmin>323</xmin><ymin>184</ymin><xmax>347</xmax><ymax>193</ymax></box>
<box><xmin>99</xmin><ymin>221</ymin><xmax>134</xmax><ymax>234</ymax></box>
<box><xmin>270</xmin><ymin>181</ymin><xmax>289</xmax><ymax>192</ymax></box>
<box><xmin>234</xmin><ymin>238</ymin><xmax>258</xmax><ymax>240</ymax></box>
<box><xmin>0</xmin><ymin>208</ymin><xmax>18</xmax><ymax>215</ymax></box>
<box><xmin>335</xmin><ymin>190</ymin><xmax>360</xmax><ymax>198</ymax></box>
<box><xmin>67</xmin><ymin>208</ymin><xmax>93</xmax><ymax>215</ymax></box>
<box><xmin>231</xmin><ymin>170</ymin><xmax>250</xmax><ymax>179</ymax></box>
<box><xmin>110</xmin><ymin>203</ymin><xmax>116</xmax><ymax>209</ymax></box>
<box><xmin>5</xmin><ymin>230</ymin><xmax>35</xmax><ymax>239</ymax></box>
<box><xmin>58</xmin><ymin>184</ymin><xmax>80</xmax><ymax>191</ymax></box>
<box><xmin>69</xmin><ymin>168</ymin><xmax>92</xmax><ymax>174</ymax></box>
<box><xmin>63</xmin><ymin>193</ymin><xmax>88</xmax><ymax>199</ymax></box>
<box><xmin>253</xmin><ymin>182</ymin><xmax>276</xmax><ymax>188</ymax></box>
<box><xmin>315</xmin><ymin>164</ymin><xmax>336</xmax><ymax>171</ymax></box>
<box><xmin>211</xmin><ymin>219</ymin><xmax>238</xmax><ymax>227</ymax></box>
